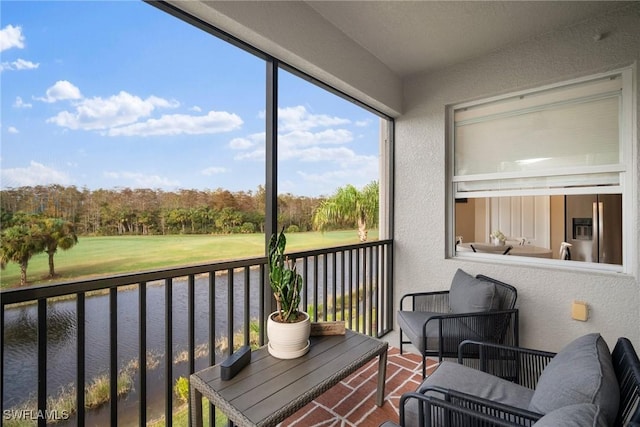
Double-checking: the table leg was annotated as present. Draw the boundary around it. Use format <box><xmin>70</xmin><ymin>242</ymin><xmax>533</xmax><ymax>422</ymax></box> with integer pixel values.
<box><xmin>376</xmin><ymin>348</ymin><xmax>388</xmax><ymax>407</ymax></box>
<box><xmin>190</xmin><ymin>381</ymin><xmax>203</xmax><ymax>427</ymax></box>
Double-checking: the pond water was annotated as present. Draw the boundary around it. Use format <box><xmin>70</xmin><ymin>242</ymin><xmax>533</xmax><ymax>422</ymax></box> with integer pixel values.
<box><xmin>2</xmin><ymin>254</ymin><xmax>369</xmax><ymax>425</ymax></box>
<box><xmin>3</xmin><ymin>269</ymin><xmax>261</xmax><ymax>425</ymax></box>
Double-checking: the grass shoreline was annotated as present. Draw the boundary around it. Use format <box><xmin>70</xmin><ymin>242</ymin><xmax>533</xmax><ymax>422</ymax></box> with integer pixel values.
<box><xmin>1</xmin><ymin>230</ymin><xmax>377</xmax><ymax>289</ymax></box>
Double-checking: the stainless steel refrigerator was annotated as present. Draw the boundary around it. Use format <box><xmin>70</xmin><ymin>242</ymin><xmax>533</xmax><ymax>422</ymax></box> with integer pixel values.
<box><xmin>565</xmin><ymin>194</ymin><xmax>622</xmax><ymax>265</ymax></box>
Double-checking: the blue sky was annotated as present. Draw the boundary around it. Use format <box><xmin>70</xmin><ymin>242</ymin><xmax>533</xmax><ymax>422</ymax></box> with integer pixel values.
<box><xmin>0</xmin><ymin>1</ymin><xmax>380</xmax><ymax>197</ymax></box>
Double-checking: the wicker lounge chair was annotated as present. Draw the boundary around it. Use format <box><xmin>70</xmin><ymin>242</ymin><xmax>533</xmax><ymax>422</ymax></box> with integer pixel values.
<box><xmin>381</xmin><ymin>333</ymin><xmax>640</xmax><ymax>427</ymax></box>
<box><xmin>397</xmin><ymin>269</ymin><xmax>519</xmax><ymax>377</ymax></box>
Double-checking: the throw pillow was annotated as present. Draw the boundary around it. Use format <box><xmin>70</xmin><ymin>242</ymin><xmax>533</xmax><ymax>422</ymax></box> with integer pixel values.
<box><xmin>448</xmin><ymin>269</ymin><xmax>496</xmax><ymax>313</ymax></box>
<box><xmin>528</xmin><ymin>333</ymin><xmax>620</xmax><ymax>426</ymax></box>
<box><xmin>533</xmin><ymin>404</ymin><xmax>608</xmax><ymax>427</ymax></box>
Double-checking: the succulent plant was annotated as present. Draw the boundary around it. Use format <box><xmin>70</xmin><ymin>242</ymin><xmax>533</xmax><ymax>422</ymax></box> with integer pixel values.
<box><xmin>268</xmin><ymin>229</ymin><xmax>303</xmax><ymax>323</ymax></box>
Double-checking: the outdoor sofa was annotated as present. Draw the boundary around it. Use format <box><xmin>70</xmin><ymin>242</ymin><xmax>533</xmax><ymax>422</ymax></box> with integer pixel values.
<box><xmin>381</xmin><ymin>333</ymin><xmax>640</xmax><ymax>426</ymax></box>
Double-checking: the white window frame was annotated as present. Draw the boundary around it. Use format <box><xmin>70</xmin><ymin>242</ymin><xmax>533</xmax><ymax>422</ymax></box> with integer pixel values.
<box><xmin>447</xmin><ymin>66</ymin><xmax>637</xmax><ymax>275</ymax></box>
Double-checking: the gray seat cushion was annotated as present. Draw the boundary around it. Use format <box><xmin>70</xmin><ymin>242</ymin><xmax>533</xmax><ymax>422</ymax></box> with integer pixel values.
<box><xmin>397</xmin><ymin>310</ymin><xmax>442</xmax><ymax>352</ymax></box>
<box><xmin>403</xmin><ymin>361</ymin><xmax>534</xmax><ymax>426</ymax></box>
<box><xmin>449</xmin><ymin>269</ymin><xmax>497</xmax><ymax>313</ymax></box>
<box><xmin>421</xmin><ymin>361</ymin><xmax>534</xmax><ymax>407</ymax></box>
<box><xmin>397</xmin><ymin>311</ymin><xmax>489</xmax><ymax>354</ymax></box>
<box><xmin>533</xmin><ymin>403</ymin><xmax>608</xmax><ymax>427</ymax></box>
<box><xmin>528</xmin><ymin>333</ymin><xmax>620</xmax><ymax>426</ymax></box>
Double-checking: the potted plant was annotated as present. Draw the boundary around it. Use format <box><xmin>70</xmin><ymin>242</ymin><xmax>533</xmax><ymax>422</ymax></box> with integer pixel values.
<box><xmin>266</xmin><ymin>229</ymin><xmax>310</xmax><ymax>359</ymax></box>
<box><xmin>490</xmin><ymin>230</ymin><xmax>506</xmax><ymax>246</ymax></box>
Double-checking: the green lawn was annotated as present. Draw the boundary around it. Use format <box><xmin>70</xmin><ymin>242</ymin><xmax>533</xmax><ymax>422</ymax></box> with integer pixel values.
<box><xmin>0</xmin><ymin>230</ymin><xmax>378</xmax><ymax>289</ymax></box>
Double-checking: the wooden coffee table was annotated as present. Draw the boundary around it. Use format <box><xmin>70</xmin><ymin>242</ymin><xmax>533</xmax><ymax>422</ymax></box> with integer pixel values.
<box><xmin>190</xmin><ymin>329</ymin><xmax>388</xmax><ymax>427</ymax></box>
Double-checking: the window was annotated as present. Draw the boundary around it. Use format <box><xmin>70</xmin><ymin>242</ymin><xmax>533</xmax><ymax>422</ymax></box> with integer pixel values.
<box><xmin>449</xmin><ymin>68</ymin><xmax>635</xmax><ymax>273</ymax></box>
<box><xmin>275</xmin><ymin>67</ymin><xmax>387</xmax><ymax>246</ymax></box>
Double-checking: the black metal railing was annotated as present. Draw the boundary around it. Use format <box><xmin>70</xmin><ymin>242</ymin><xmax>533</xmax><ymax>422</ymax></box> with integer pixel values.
<box><xmin>1</xmin><ymin>239</ymin><xmax>392</xmax><ymax>426</ymax></box>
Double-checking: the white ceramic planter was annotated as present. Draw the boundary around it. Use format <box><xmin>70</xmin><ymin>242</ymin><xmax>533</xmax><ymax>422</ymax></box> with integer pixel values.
<box><xmin>491</xmin><ymin>237</ymin><xmax>505</xmax><ymax>246</ymax></box>
<box><xmin>267</xmin><ymin>311</ymin><xmax>311</xmax><ymax>359</ymax></box>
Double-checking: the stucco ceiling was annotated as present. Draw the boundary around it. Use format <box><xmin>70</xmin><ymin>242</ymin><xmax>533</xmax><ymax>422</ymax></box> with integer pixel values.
<box><xmin>304</xmin><ymin>1</ymin><xmax>632</xmax><ymax>77</ymax></box>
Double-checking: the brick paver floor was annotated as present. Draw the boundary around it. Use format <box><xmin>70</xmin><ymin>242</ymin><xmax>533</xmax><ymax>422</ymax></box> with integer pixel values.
<box><xmin>278</xmin><ymin>347</ymin><xmax>438</xmax><ymax>427</ymax></box>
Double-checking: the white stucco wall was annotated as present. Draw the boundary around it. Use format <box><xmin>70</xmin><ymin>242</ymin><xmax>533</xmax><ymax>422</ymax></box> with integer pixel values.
<box><xmin>395</xmin><ymin>3</ymin><xmax>640</xmax><ymax>352</ymax></box>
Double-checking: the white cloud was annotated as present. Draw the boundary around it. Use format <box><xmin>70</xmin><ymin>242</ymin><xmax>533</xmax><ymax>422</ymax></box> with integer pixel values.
<box><xmin>190</xmin><ymin>106</ymin><xmax>202</xmax><ymax>112</ymax></box>
<box><xmin>229</xmin><ymin>137</ymin><xmax>254</xmax><ymax>150</ymax></box>
<box><xmin>232</xmin><ymin>110</ymin><xmax>355</xmax><ymax>163</ymax></box>
<box><xmin>0</xmin><ymin>161</ymin><xmax>71</xmax><ymax>187</ymax></box>
<box><xmin>1</xmin><ymin>58</ymin><xmax>39</xmax><ymax>72</ymax></box>
<box><xmin>37</xmin><ymin>80</ymin><xmax>82</xmax><ymax>103</ymax></box>
<box><xmin>297</xmin><ymin>169</ymin><xmax>353</xmax><ymax>186</ymax></box>
<box><xmin>296</xmin><ymin>152</ymin><xmax>378</xmax><ymax>191</ymax></box>
<box><xmin>202</xmin><ymin>166</ymin><xmax>228</xmax><ymax>175</ymax></box>
<box><xmin>279</xmin><ymin>128</ymin><xmax>353</xmax><ymax>149</ymax></box>
<box><xmin>47</xmin><ymin>90</ymin><xmax>178</xmax><ymax>130</ymax></box>
<box><xmin>234</xmin><ymin>129</ymin><xmax>354</xmax><ymax>163</ymax></box>
<box><xmin>289</xmin><ymin>143</ymin><xmax>378</xmax><ymax>195</ymax></box>
<box><xmin>0</xmin><ymin>25</ymin><xmax>24</xmax><ymax>52</ymax></box>
<box><xmin>278</xmin><ymin>106</ymin><xmax>350</xmax><ymax>132</ymax></box>
<box><xmin>14</xmin><ymin>96</ymin><xmax>32</xmax><ymax>108</ymax></box>
<box><xmin>229</xmin><ymin>133</ymin><xmax>263</xmax><ymax>150</ymax></box>
<box><xmin>235</xmin><ymin>148</ymin><xmax>265</xmax><ymax>161</ymax></box>
<box><xmin>0</xmin><ymin>26</ymin><xmax>39</xmax><ymax>73</ymax></box>
<box><xmin>103</xmin><ymin>171</ymin><xmax>179</xmax><ymax>188</ymax></box>
<box><xmin>288</xmin><ymin>161</ymin><xmax>379</xmax><ymax>196</ymax></box>
<box><xmin>8</xmin><ymin>126</ymin><xmax>19</xmax><ymax>134</ymax></box>
<box><xmin>43</xmin><ymin>85</ymin><xmax>240</xmax><ymax>137</ymax></box>
<box><xmin>285</xmin><ymin>146</ymin><xmax>356</xmax><ymax>162</ymax></box>
<box><xmin>107</xmin><ymin>110</ymin><xmax>242</xmax><ymax>137</ymax></box>
<box><xmin>232</xmin><ymin>132</ymin><xmax>265</xmax><ymax>161</ymax></box>
<box><xmin>12</xmin><ymin>58</ymin><xmax>38</xmax><ymax>70</ymax></box>
<box><xmin>355</xmin><ymin>119</ymin><xmax>370</xmax><ymax>127</ymax></box>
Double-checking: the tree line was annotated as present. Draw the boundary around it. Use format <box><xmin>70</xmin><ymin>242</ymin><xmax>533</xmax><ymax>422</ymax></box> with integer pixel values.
<box><xmin>0</xmin><ymin>185</ymin><xmax>324</xmax><ymax>236</ymax></box>
<box><xmin>0</xmin><ymin>182</ymin><xmax>379</xmax><ymax>286</ymax></box>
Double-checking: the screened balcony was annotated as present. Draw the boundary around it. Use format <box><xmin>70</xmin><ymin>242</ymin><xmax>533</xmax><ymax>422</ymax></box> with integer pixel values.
<box><xmin>2</xmin><ymin>1</ymin><xmax>640</xmax><ymax>426</ymax></box>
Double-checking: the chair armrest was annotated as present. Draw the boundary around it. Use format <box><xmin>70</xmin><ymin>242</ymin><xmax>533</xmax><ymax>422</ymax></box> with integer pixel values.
<box><xmin>423</xmin><ymin>309</ymin><xmax>517</xmax><ymax>322</ymax></box>
<box><xmin>399</xmin><ymin>290</ymin><xmax>449</xmax><ymax>312</ymax></box>
<box><xmin>424</xmin><ymin>309</ymin><xmax>518</xmax><ymax>346</ymax></box>
<box><xmin>612</xmin><ymin>337</ymin><xmax>640</xmax><ymax>426</ymax></box>
<box><xmin>458</xmin><ymin>340</ymin><xmax>556</xmax><ymax>388</ymax></box>
<box><xmin>399</xmin><ymin>388</ymin><xmax>541</xmax><ymax>427</ymax></box>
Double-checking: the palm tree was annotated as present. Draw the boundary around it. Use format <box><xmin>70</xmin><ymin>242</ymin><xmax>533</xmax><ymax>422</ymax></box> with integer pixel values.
<box><xmin>0</xmin><ymin>223</ymin><xmax>45</xmax><ymax>286</ymax></box>
<box><xmin>312</xmin><ymin>181</ymin><xmax>379</xmax><ymax>242</ymax></box>
<box><xmin>39</xmin><ymin>218</ymin><xmax>78</xmax><ymax>278</ymax></box>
